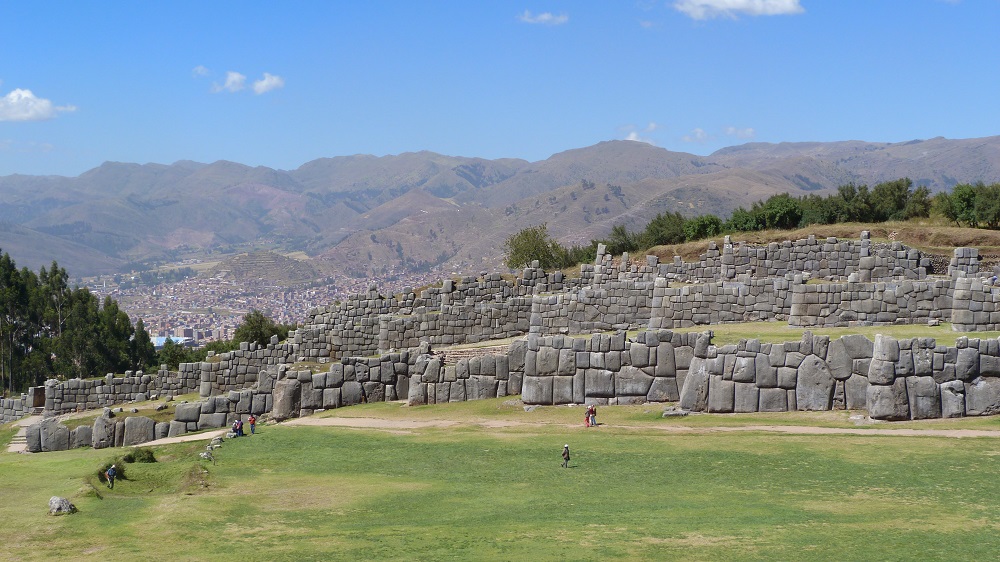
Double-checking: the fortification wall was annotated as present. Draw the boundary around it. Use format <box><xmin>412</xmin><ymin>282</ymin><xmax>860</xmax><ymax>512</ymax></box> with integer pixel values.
<box><xmin>1</xmin><ymin>395</ymin><xmax>29</xmax><ymax>424</ymax></box>
<box><xmin>514</xmin><ymin>329</ymin><xmax>1000</xmax><ymax>420</ymax></box>
<box><xmin>17</xmin><ymin>233</ymin><xmax>997</xmax><ymax>432</ymax></box>
<box><xmin>656</xmin><ymin>234</ymin><xmax>930</xmax><ymax>283</ymax></box>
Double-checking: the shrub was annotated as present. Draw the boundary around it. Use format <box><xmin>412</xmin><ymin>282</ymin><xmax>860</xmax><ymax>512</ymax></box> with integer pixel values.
<box><xmin>122</xmin><ymin>447</ymin><xmax>156</xmax><ymax>464</ymax></box>
<box><xmin>96</xmin><ymin>459</ymin><xmax>127</xmax><ymax>484</ymax></box>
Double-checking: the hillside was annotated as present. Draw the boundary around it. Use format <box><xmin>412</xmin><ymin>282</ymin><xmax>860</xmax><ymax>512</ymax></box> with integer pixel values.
<box><xmin>2</xmin><ymin>136</ymin><xmax>1000</xmax><ymax>278</ymax></box>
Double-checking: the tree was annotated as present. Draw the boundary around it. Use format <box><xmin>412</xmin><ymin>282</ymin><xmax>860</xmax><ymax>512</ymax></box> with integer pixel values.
<box><xmin>234</xmin><ymin>309</ymin><xmax>289</xmax><ymax>348</ymax></box>
<box><xmin>975</xmin><ymin>183</ymin><xmax>1000</xmax><ymax>229</ymax></box>
<box><xmin>684</xmin><ymin>214</ymin><xmax>724</xmax><ymax>241</ymax></box>
<box><xmin>602</xmin><ymin>224</ymin><xmax>641</xmax><ymax>256</ymax></box>
<box><xmin>502</xmin><ymin>224</ymin><xmax>560</xmax><ymax>269</ymax></box>
<box><xmin>870</xmin><ymin>178</ymin><xmax>913</xmax><ymax>222</ymax></box>
<box><xmin>950</xmin><ymin>183</ymin><xmax>979</xmax><ymax>227</ymax></box>
<box><xmin>758</xmin><ymin>193</ymin><xmax>802</xmax><ymax>230</ymax></box>
<box><xmin>641</xmin><ymin>212</ymin><xmax>687</xmax><ymax>246</ymax></box>
<box><xmin>130</xmin><ymin>318</ymin><xmax>156</xmax><ymax>371</ymax></box>
<box><xmin>158</xmin><ymin>337</ymin><xmax>192</xmax><ymax>370</ymax></box>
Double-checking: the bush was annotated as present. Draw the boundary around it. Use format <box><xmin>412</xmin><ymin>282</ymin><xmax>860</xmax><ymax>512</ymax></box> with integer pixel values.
<box><xmin>96</xmin><ymin>459</ymin><xmax>127</xmax><ymax>484</ymax></box>
<box><xmin>122</xmin><ymin>447</ymin><xmax>156</xmax><ymax>464</ymax></box>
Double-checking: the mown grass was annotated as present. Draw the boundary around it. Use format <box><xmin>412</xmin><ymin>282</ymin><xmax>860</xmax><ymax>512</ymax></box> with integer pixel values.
<box><xmin>4</xmin><ymin>401</ymin><xmax>1000</xmax><ymax>561</ymax></box>
<box><xmin>673</xmin><ymin>321</ymin><xmax>1000</xmax><ymax>346</ymax></box>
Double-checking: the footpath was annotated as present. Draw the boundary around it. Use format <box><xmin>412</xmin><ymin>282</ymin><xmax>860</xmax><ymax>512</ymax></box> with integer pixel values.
<box><xmin>12</xmin><ymin>414</ymin><xmax>1000</xmax><ymax>454</ymax></box>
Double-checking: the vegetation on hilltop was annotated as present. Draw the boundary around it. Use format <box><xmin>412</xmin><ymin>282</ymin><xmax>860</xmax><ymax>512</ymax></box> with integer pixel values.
<box><xmin>505</xmin><ymin>178</ymin><xmax>1000</xmax><ymax>269</ymax></box>
<box><xmin>0</xmin><ymin>253</ymin><xmax>156</xmax><ymax>394</ymax></box>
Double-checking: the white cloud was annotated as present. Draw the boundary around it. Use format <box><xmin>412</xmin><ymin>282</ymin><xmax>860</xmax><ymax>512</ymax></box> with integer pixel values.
<box><xmin>0</xmin><ymin>89</ymin><xmax>76</xmax><ymax>122</ymax></box>
<box><xmin>253</xmin><ymin>72</ymin><xmax>285</xmax><ymax>94</ymax></box>
<box><xmin>644</xmin><ymin>121</ymin><xmax>660</xmax><ymax>132</ymax></box>
<box><xmin>192</xmin><ymin>65</ymin><xmax>210</xmax><ymax>77</ymax></box>
<box><xmin>725</xmin><ymin>126</ymin><xmax>755</xmax><ymax>139</ymax></box>
<box><xmin>625</xmin><ymin>131</ymin><xmax>656</xmax><ymax>145</ymax></box>
<box><xmin>212</xmin><ymin>71</ymin><xmax>246</xmax><ymax>93</ymax></box>
<box><xmin>673</xmin><ymin>0</ymin><xmax>804</xmax><ymax>20</ymax></box>
<box><xmin>682</xmin><ymin>128</ymin><xmax>710</xmax><ymax>143</ymax></box>
<box><xmin>518</xmin><ymin>10</ymin><xmax>569</xmax><ymax>25</ymax></box>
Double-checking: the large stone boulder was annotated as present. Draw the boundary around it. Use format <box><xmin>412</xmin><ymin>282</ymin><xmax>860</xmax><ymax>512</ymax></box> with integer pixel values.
<box><xmin>758</xmin><ymin>387</ymin><xmax>788</xmax><ymax>412</ymax></box>
<box><xmin>905</xmin><ymin>376</ymin><xmax>941</xmax><ymax>420</ymax></box>
<box><xmin>796</xmin><ymin>355</ymin><xmax>835</xmax><ymax>411</ymax></box>
<box><xmin>122</xmin><ymin>416</ymin><xmax>156</xmax><ymax>446</ymax></box>
<box><xmin>867</xmin><ymin>378</ymin><xmax>910</xmax><ymax>420</ymax></box>
<box><xmin>707</xmin><ymin>376</ymin><xmax>735</xmax><ymax>413</ymax></box>
<box><xmin>271</xmin><ymin>379</ymin><xmax>302</xmax><ymax>421</ymax></box>
<box><xmin>615</xmin><ymin>366</ymin><xmax>654</xmax><ymax>396</ymax></box>
<box><xmin>174</xmin><ymin>402</ymin><xmax>202</xmax><ymax>423</ymax></box>
<box><xmin>585</xmin><ymin>370</ymin><xmax>614</xmax><ymax>398</ymax></box>
<box><xmin>940</xmin><ymin>380</ymin><xmax>965</xmax><ymax>418</ymax></box>
<box><xmin>965</xmin><ymin>377</ymin><xmax>1000</xmax><ymax>416</ymax></box>
<box><xmin>25</xmin><ymin>422</ymin><xmax>42</xmax><ymax>453</ymax></box>
<box><xmin>522</xmin><ymin>376</ymin><xmax>553</xmax><ymax>405</ymax></box>
<box><xmin>825</xmin><ymin>339</ymin><xmax>853</xmax><ymax>381</ymax></box>
<box><xmin>734</xmin><ymin>382</ymin><xmax>759</xmax><ymax>413</ymax></box>
<box><xmin>71</xmin><ymin>426</ymin><xmax>92</xmax><ymax>449</ymax></box>
<box><xmin>341</xmin><ymin>381</ymin><xmax>364</xmax><ymax>406</ymax></box>
<box><xmin>646</xmin><ymin>377</ymin><xmax>679</xmax><ymax>402</ymax></box>
<box><xmin>48</xmin><ymin>497</ymin><xmax>77</xmax><ymax>516</ymax></box>
<box><xmin>92</xmin><ymin>414</ymin><xmax>117</xmax><ymax>449</ymax></box>
<box><xmin>39</xmin><ymin>418</ymin><xmax>70</xmax><ymax>452</ymax></box>
<box><xmin>679</xmin><ymin>357</ymin><xmax>710</xmax><ymax>411</ymax></box>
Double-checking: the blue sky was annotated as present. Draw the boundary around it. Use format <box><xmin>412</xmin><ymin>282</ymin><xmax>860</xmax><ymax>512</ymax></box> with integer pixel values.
<box><xmin>1</xmin><ymin>0</ymin><xmax>998</xmax><ymax>176</ymax></box>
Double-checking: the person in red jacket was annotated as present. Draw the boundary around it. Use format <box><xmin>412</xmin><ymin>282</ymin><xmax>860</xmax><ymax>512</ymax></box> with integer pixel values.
<box><xmin>248</xmin><ymin>414</ymin><xmax>256</xmax><ymax>435</ymax></box>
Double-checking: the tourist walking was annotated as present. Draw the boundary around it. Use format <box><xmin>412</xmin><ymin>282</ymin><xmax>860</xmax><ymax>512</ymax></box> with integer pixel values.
<box><xmin>589</xmin><ymin>405</ymin><xmax>597</xmax><ymax>427</ymax></box>
<box><xmin>561</xmin><ymin>444</ymin><xmax>570</xmax><ymax>468</ymax></box>
<box><xmin>106</xmin><ymin>464</ymin><xmax>117</xmax><ymax>489</ymax></box>
<box><xmin>248</xmin><ymin>414</ymin><xmax>256</xmax><ymax>435</ymax></box>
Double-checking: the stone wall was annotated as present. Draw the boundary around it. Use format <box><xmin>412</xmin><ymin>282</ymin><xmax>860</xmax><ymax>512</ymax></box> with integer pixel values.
<box><xmin>1</xmin><ymin>395</ymin><xmax>29</xmax><ymax>424</ymax></box>
<box><xmin>656</xmin><ymin>234</ymin><xmax>930</xmax><ymax>283</ymax></box>
<box><xmin>788</xmin><ymin>280</ymin><xmax>952</xmax><ymax>327</ymax></box>
<box><xmin>514</xmin><ymin>329</ymin><xmax>1000</xmax><ymax>420</ymax></box>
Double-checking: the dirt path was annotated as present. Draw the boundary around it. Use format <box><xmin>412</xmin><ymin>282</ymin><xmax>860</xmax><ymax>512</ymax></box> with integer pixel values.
<box><xmin>282</xmin><ymin>416</ymin><xmax>1000</xmax><ymax>438</ymax></box>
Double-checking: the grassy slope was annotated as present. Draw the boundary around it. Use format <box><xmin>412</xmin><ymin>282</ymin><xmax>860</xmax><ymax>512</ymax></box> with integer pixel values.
<box><xmin>4</xmin><ymin>400</ymin><xmax>1000</xmax><ymax>561</ymax></box>
<box><xmin>648</xmin><ymin>218</ymin><xmax>1000</xmax><ymax>263</ymax></box>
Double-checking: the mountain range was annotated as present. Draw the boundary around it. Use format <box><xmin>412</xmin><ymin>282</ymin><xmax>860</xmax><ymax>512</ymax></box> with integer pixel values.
<box><xmin>2</xmin><ymin>135</ymin><xmax>1000</xmax><ymax>280</ymax></box>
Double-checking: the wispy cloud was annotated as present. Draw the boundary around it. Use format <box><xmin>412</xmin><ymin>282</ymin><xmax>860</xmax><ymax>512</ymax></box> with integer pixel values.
<box><xmin>192</xmin><ymin>65</ymin><xmax>210</xmax><ymax>78</ymax></box>
<box><xmin>682</xmin><ymin>128</ymin><xmax>710</xmax><ymax>143</ymax></box>
<box><xmin>725</xmin><ymin>126</ymin><xmax>755</xmax><ymax>139</ymax></box>
<box><xmin>253</xmin><ymin>73</ymin><xmax>285</xmax><ymax>94</ymax></box>
<box><xmin>518</xmin><ymin>10</ymin><xmax>569</xmax><ymax>25</ymax></box>
<box><xmin>673</xmin><ymin>0</ymin><xmax>804</xmax><ymax>20</ymax></box>
<box><xmin>0</xmin><ymin>89</ymin><xmax>76</xmax><ymax>122</ymax></box>
<box><xmin>623</xmin><ymin>122</ymin><xmax>660</xmax><ymax>144</ymax></box>
<box><xmin>212</xmin><ymin>71</ymin><xmax>247</xmax><ymax>93</ymax></box>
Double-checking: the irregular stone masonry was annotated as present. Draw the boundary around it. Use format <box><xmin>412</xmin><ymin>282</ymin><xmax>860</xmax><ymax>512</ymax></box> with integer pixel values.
<box><xmin>18</xmin><ymin>232</ymin><xmax>1000</xmax><ymax>433</ymax></box>
<box><xmin>656</xmin><ymin>234</ymin><xmax>930</xmax><ymax>283</ymax></box>
<box><xmin>950</xmin><ymin>247</ymin><xmax>980</xmax><ymax>278</ymax></box>
<box><xmin>0</xmin><ymin>395</ymin><xmax>29</xmax><ymax>424</ymax></box>
<box><xmin>45</xmin><ymin>372</ymin><xmax>160</xmax><ymax>414</ymax></box>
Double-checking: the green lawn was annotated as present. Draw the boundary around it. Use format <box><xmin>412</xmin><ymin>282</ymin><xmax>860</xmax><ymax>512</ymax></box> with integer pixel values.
<box><xmin>3</xmin><ymin>401</ymin><xmax>1000</xmax><ymax>560</ymax></box>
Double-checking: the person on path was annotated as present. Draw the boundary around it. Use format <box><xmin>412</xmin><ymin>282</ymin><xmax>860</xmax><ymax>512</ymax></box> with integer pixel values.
<box><xmin>248</xmin><ymin>414</ymin><xmax>256</xmax><ymax>435</ymax></box>
<box><xmin>584</xmin><ymin>409</ymin><xmax>590</xmax><ymax>427</ymax></box>
<box><xmin>589</xmin><ymin>405</ymin><xmax>597</xmax><ymax>427</ymax></box>
<box><xmin>106</xmin><ymin>464</ymin><xmax>117</xmax><ymax>489</ymax></box>
<box><xmin>561</xmin><ymin>444</ymin><xmax>571</xmax><ymax>468</ymax></box>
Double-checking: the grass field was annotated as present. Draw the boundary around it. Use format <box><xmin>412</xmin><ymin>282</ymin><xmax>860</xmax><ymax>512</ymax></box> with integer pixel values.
<box><xmin>4</xmin><ymin>399</ymin><xmax>1000</xmax><ymax>561</ymax></box>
